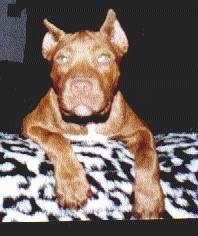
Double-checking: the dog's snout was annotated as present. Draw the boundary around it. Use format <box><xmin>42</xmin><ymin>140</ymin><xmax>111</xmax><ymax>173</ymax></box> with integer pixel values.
<box><xmin>70</xmin><ymin>79</ymin><xmax>93</xmax><ymax>96</ymax></box>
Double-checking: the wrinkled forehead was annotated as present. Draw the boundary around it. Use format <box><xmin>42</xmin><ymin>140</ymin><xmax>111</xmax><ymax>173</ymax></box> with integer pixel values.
<box><xmin>57</xmin><ymin>31</ymin><xmax>114</xmax><ymax>54</ymax></box>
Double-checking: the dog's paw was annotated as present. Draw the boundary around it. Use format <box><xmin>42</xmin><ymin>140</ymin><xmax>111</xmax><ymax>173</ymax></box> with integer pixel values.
<box><xmin>55</xmin><ymin>169</ymin><xmax>92</xmax><ymax>209</ymax></box>
<box><xmin>132</xmin><ymin>188</ymin><xmax>164</xmax><ymax>219</ymax></box>
<box><xmin>133</xmin><ymin>203</ymin><xmax>164</xmax><ymax>219</ymax></box>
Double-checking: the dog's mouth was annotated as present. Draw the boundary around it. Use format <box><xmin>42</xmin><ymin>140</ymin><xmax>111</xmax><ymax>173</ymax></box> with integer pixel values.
<box><xmin>62</xmin><ymin>101</ymin><xmax>111</xmax><ymax>116</ymax></box>
<box><xmin>72</xmin><ymin>104</ymin><xmax>93</xmax><ymax>117</ymax></box>
<box><xmin>71</xmin><ymin>103</ymin><xmax>111</xmax><ymax>117</ymax></box>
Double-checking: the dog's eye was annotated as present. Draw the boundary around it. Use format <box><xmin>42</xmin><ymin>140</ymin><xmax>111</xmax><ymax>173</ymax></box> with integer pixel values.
<box><xmin>56</xmin><ymin>55</ymin><xmax>69</xmax><ymax>64</ymax></box>
<box><xmin>97</xmin><ymin>54</ymin><xmax>111</xmax><ymax>64</ymax></box>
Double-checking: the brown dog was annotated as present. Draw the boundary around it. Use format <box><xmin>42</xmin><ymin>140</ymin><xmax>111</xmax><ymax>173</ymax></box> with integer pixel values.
<box><xmin>21</xmin><ymin>9</ymin><xmax>164</xmax><ymax>219</ymax></box>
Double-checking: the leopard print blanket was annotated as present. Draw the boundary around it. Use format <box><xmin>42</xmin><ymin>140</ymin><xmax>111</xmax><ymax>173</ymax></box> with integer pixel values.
<box><xmin>0</xmin><ymin>132</ymin><xmax>197</xmax><ymax>221</ymax></box>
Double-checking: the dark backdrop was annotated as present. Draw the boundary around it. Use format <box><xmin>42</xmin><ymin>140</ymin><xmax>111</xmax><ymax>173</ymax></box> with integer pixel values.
<box><xmin>0</xmin><ymin>1</ymin><xmax>197</xmax><ymax>134</ymax></box>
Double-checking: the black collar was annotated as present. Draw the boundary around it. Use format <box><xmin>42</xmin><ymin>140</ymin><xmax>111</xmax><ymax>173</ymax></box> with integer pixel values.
<box><xmin>62</xmin><ymin>112</ymin><xmax>110</xmax><ymax>126</ymax></box>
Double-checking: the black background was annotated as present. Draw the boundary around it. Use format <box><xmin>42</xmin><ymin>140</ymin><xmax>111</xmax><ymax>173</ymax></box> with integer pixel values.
<box><xmin>0</xmin><ymin>1</ymin><xmax>197</xmax><ymax>134</ymax></box>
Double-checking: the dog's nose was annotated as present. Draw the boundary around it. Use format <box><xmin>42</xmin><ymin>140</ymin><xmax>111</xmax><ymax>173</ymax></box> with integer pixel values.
<box><xmin>70</xmin><ymin>79</ymin><xmax>93</xmax><ymax>96</ymax></box>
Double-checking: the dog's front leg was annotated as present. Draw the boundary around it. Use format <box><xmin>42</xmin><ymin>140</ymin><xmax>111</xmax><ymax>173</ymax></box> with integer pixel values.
<box><xmin>124</xmin><ymin>128</ymin><xmax>164</xmax><ymax>219</ymax></box>
<box><xmin>22</xmin><ymin>126</ymin><xmax>91</xmax><ymax>208</ymax></box>
<box><xmin>97</xmin><ymin>92</ymin><xmax>164</xmax><ymax>219</ymax></box>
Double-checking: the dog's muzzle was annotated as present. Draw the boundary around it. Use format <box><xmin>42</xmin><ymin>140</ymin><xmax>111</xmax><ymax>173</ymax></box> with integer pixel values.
<box><xmin>60</xmin><ymin>77</ymin><xmax>110</xmax><ymax>117</ymax></box>
<box><xmin>70</xmin><ymin>79</ymin><xmax>93</xmax><ymax>116</ymax></box>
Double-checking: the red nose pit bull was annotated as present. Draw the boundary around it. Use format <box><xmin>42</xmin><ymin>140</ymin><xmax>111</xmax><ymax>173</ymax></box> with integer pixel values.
<box><xmin>21</xmin><ymin>9</ymin><xmax>164</xmax><ymax>219</ymax></box>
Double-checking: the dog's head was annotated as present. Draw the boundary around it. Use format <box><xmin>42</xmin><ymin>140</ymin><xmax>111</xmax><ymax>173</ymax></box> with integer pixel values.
<box><xmin>42</xmin><ymin>9</ymin><xmax>128</xmax><ymax>117</ymax></box>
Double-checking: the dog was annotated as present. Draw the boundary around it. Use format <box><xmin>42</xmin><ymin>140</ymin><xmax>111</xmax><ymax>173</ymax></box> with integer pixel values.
<box><xmin>21</xmin><ymin>9</ymin><xmax>164</xmax><ymax>219</ymax></box>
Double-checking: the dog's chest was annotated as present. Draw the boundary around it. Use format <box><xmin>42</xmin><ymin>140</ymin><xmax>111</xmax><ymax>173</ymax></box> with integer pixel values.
<box><xmin>63</xmin><ymin>124</ymin><xmax>108</xmax><ymax>142</ymax></box>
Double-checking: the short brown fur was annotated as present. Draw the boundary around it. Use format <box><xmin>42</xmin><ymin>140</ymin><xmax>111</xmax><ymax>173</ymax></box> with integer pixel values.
<box><xmin>21</xmin><ymin>9</ymin><xmax>164</xmax><ymax>219</ymax></box>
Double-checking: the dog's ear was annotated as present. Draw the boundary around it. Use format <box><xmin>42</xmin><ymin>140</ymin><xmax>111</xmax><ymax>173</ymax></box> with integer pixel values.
<box><xmin>100</xmin><ymin>9</ymin><xmax>128</xmax><ymax>57</ymax></box>
<box><xmin>42</xmin><ymin>19</ymin><xmax>65</xmax><ymax>60</ymax></box>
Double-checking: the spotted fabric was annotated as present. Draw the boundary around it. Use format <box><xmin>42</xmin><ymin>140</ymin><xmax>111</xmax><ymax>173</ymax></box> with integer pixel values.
<box><xmin>0</xmin><ymin>132</ymin><xmax>197</xmax><ymax>221</ymax></box>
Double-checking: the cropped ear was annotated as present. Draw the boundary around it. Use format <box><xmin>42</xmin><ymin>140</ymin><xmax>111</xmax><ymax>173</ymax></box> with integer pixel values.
<box><xmin>100</xmin><ymin>9</ymin><xmax>129</xmax><ymax>57</ymax></box>
<box><xmin>42</xmin><ymin>19</ymin><xmax>65</xmax><ymax>60</ymax></box>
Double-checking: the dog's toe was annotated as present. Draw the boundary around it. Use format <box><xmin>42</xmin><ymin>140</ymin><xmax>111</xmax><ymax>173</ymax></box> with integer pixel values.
<box><xmin>133</xmin><ymin>198</ymin><xmax>164</xmax><ymax>219</ymax></box>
